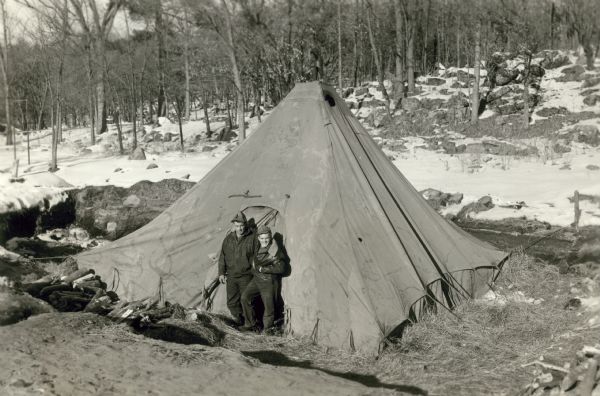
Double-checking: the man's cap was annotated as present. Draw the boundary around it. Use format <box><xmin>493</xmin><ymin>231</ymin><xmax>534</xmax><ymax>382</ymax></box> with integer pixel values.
<box><xmin>257</xmin><ymin>225</ymin><xmax>272</xmax><ymax>236</ymax></box>
<box><xmin>231</xmin><ymin>211</ymin><xmax>247</xmax><ymax>223</ymax></box>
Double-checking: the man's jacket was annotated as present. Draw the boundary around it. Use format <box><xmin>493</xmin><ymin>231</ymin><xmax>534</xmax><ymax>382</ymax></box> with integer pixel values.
<box><xmin>218</xmin><ymin>230</ymin><xmax>256</xmax><ymax>277</ymax></box>
<box><xmin>252</xmin><ymin>241</ymin><xmax>285</xmax><ymax>282</ymax></box>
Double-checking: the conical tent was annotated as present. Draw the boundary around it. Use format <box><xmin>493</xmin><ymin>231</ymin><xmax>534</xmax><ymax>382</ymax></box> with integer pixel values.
<box><xmin>77</xmin><ymin>82</ymin><xmax>507</xmax><ymax>353</ymax></box>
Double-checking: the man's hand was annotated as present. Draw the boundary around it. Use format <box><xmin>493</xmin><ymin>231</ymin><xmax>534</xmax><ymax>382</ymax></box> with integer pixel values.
<box><xmin>219</xmin><ymin>275</ymin><xmax>227</xmax><ymax>284</ymax></box>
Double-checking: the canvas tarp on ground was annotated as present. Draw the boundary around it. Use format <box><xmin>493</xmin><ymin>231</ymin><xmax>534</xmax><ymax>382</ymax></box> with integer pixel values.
<box><xmin>77</xmin><ymin>82</ymin><xmax>507</xmax><ymax>353</ymax></box>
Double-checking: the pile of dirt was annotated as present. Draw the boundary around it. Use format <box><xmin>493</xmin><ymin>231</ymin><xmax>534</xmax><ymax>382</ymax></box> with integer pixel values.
<box><xmin>0</xmin><ymin>313</ymin><xmax>401</xmax><ymax>395</ymax></box>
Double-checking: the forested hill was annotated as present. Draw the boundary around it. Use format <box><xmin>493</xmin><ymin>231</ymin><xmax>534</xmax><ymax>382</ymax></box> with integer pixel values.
<box><xmin>1</xmin><ymin>0</ymin><xmax>599</xmax><ymax>156</ymax></box>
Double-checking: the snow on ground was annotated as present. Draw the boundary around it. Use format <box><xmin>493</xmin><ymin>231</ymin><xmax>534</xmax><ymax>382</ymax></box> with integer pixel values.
<box><xmin>535</xmin><ymin>57</ymin><xmax>600</xmax><ymax>117</ymax></box>
<box><xmin>391</xmin><ymin>130</ymin><xmax>600</xmax><ymax>226</ymax></box>
<box><xmin>2</xmin><ymin>67</ymin><xmax>600</xmax><ymax>227</ymax></box>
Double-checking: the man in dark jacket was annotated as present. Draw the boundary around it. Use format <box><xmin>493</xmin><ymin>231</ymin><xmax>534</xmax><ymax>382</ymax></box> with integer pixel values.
<box><xmin>240</xmin><ymin>225</ymin><xmax>285</xmax><ymax>333</ymax></box>
<box><xmin>218</xmin><ymin>211</ymin><xmax>256</xmax><ymax>326</ymax></box>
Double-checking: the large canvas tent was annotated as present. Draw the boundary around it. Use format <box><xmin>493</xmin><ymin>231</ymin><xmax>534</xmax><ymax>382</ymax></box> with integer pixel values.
<box><xmin>77</xmin><ymin>82</ymin><xmax>507</xmax><ymax>353</ymax></box>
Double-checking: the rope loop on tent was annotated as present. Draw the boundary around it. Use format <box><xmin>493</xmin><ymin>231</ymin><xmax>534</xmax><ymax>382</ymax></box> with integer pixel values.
<box><xmin>310</xmin><ymin>318</ymin><xmax>320</xmax><ymax>345</ymax></box>
<box><xmin>283</xmin><ymin>308</ymin><xmax>293</xmax><ymax>336</ymax></box>
<box><xmin>157</xmin><ymin>276</ymin><xmax>165</xmax><ymax>305</ymax></box>
<box><xmin>110</xmin><ymin>267</ymin><xmax>121</xmax><ymax>292</ymax></box>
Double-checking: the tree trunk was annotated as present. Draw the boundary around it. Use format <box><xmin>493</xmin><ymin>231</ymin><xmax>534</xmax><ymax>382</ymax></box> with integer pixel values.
<box><xmin>115</xmin><ymin>108</ymin><xmax>123</xmax><ymax>154</ymax></box>
<box><xmin>471</xmin><ymin>21</ymin><xmax>481</xmax><ymax>124</ymax></box>
<box><xmin>177</xmin><ymin>109</ymin><xmax>184</xmax><ymax>152</ymax></box>
<box><xmin>156</xmin><ymin>4</ymin><xmax>167</xmax><ymax>118</ymax></box>
<box><xmin>523</xmin><ymin>53</ymin><xmax>532</xmax><ymax>128</ymax></box>
<box><xmin>550</xmin><ymin>2</ymin><xmax>555</xmax><ymax>49</ymax></box>
<box><xmin>36</xmin><ymin>84</ymin><xmax>48</xmax><ymax>131</ymax></box>
<box><xmin>183</xmin><ymin>5</ymin><xmax>191</xmax><ymax>121</ymax></box>
<box><xmin>406</xmin><ymin>19</ymin><xmax>415</xmax><ymax>94</ymax></box>
<box><xmin>337</xmin><ymin>0</ymin><xmax>343</xmax><ymax>95</ymax></box>
<box><xmin>583</xmin><ymin>41</ymin><xmax>594</xmax><ymax>70</ymax></box>
<box><xmin>0</xmin><ymin>0</ymin><xmax>12</xmax><ymax>148</ymax></box>
<box><xmin>221</xmin><ymin>0</ymin><xmax>245</xmax><ymax>141</ymax></box>
<box><xmin>393</xmin><ymin>0</ymin><xmax>404</xmax><ymax>105</ymax></box>
<box><xmin>352</xmin><ymin>0</ymin><xmax>359</xmax><ymax>87</ymax></box>
<box><xmin>203</xmin><ymin>93</ymin><xmax>211</xmax><ymax>138</ymax></box>
<box><xmin>456</xmin><ymin>15</ymin><xmax>461</xmax><ymax>68</ymax></box>
<box><xmin>366</xmin><ymin>1</ymin><xmax>390</xmax><ymax>115</ymax></box>
<box><xmin>422</xmin><ymin>0</ymin><xmax>431</xmax><ymax>73</ymax></box>
<box><xmin>85</xmin><ymin>39</ymin><xmax>96</xmax><ymax>145</ymax></box>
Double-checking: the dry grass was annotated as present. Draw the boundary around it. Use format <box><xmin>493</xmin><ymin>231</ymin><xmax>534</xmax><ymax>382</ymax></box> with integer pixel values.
<box><xmin>373</xmin><ymin>252</ymin><xmax>597</xmax><ymax>395</ymax></box>
<box><xmin>203</xmin><ymin>252</ymin><xmax>598</xmax><ymax>395</ymax></box>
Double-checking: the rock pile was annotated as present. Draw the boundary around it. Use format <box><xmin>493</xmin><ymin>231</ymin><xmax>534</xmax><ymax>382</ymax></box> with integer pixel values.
<box><xmin>484</xmin><ymin>52</ymin><xmax>544</xmax><ymax>115</ymax></box>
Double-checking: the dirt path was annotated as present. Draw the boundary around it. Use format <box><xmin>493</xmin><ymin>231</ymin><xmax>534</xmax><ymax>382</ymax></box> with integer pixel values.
<box><xmin>0</xmin><ymin>313</ymin><xmax>412</xmax><ymax>396</ymax></box>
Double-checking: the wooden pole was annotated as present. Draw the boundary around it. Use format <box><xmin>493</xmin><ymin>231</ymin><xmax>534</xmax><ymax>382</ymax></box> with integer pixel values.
<box><xmin>573</xmin><ymin>190</ymin><xmax>581</xmax><ymax>231</ymax></box>
<box><xmin>27</xmin><ymin>132</ymin><xmax>30</xmax><ymax>165</ymax></box>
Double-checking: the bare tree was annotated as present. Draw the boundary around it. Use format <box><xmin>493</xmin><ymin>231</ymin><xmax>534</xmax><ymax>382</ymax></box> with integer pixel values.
<box><xmin>365</xmin><ymin>1</ymin><xmax>390</xmax><ymax>115</ymax></box>
<box><xmin>220</xmin><ymin>0</ymin><xmax>245</xmax><ymax>141</ymax></box>
<box><xmin>471</xmin><ymin>20</ymin><xmax>481</xmax><ymax>124</ymax></box>
<box><xmin>69</xmin><ymin>0</ymin><xmax>124</xmax><ymax>136</ymax></box>
<box><xmin>0</xmin><ymin>0</ymin><xmax>13</xmax><ymax>150</ymax></box>
<box><xmin>563</xmin><ymin>0</ymin><xmax>600</xmax><ymax>70</ymax></box>
<box><xmin>337</xmin><ymin>0</ymin><xmax>342</xmax><ymax>95</ymax></box>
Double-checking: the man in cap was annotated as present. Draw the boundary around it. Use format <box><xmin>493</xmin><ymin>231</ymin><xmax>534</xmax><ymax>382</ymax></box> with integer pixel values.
<box><xmin>218</xmin><ymin>211</ymin><xmax>257</xmax><ymax>326</ymax></box>
<box><xmin>240</xmin><ymin>225</ymin><xmax>285</xmax><ymax>333</ymax></box>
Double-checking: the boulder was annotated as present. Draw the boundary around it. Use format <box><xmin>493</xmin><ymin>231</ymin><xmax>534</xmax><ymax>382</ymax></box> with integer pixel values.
<box><xmin>146</xmin><ymin>163</ymin><xmax>158</xmax><ymax>170</ymax></box>
<box><xmin>360</xmin><ymin>99</ymin><xmax>387</xmax><ymax>108</ymax></box>
<box><xmin>574</xmin><ymin>124</ymin><xmax>600</xmax><ymax>147</ymax></box>
<box><xmin>581</xmin><ymin>88</ymin><xmax>600</xmax><ymax>97</ymax></box>
<box><xmin>442</xmin><ymin>141</ymin><xmax>457</xmax><ymax>154</ymax></box>
<box><xmin>202</xmin><ymin>145</ymin><xmax>217</xmax><ymax>152</ymax></box>
<box><xmin>586</xmin><ymin>164</ymin><xmax>600</xmax><ymax>171</ymax></box>
<box><xmin>536</xmin><ymin>50</ymin><xmax>571</xmax><ymax>69</ymax></box>
<box><xmin>420</xmin><ymin>98</ymin><xmax>446</xmax><ymax>110</ymax></box>
<box><xmin>455</xmin><ymin>196</ymin><xmax>494</xmax><ymax>221</ymax></box>
<box><xmin>448</xmin><ymin>193</ymin><xmax>464</xmax><ymax>205</ymax></box>
<box><xmin>128</xmin><ymin>147</ymin><xmax>146</xmax><ymax>160</ymax></box>
<box><xmin>367</xmin><ymin>108</ymin><xmax>388</xmax><ymax>128</ymax></box>
<box><xmin>487</xmin><ymin>86</ymin><xmax>513</xmax><ymax>104</ymax></box>
<box><xmin>448</xmin><ymin>92</ymin><xmax>469</xmax><ymax>108</ymax></box>
<box><xmin>582</xmin><ymin>76</ymin><xmax>600</xmax><ymax>88</ymax></box>
<box><xmin>122</xmin><ymin>195</ymin><xmax>141</xmax><ymax>208</ymax></box>
<box><xmin>0</xmin><ymin>287</ymin><xmax>55</xmax><ymax>326</ymax></box>
<box><xmin>343</xmin><ymin>87</ymin><xmax>354</xmax><ymax>98</ymax></box>
<box><xmin>163</xmin><ymin>132</ymin><xmax>173</xmax><ymax>142</ymax></box>
<box><xmin>401</xmin><ymin>97</ymin><xmax>421</xmax><ymax>112</ymax></box>
<box><xmin>535</xmin><ymin>107</ymin><xmax>568</xmax><ymax>117</ymax></box>
<box><xmin>345</xmin><ymin>100</ymin><xmax>359</xmax><ymax>110</ymax></box>
<box><xmin>528</xmin><ymin>64</ymin><xmax>545</xmax><ymax>78</ymax></box>
<box><xmin>74</xmin><ymin>179</ymin><xmax>195</xmax><ymax>240</ymax></box>
<box><xmin>450</xmin><ymin>81</ymin><xmax>467</xmax><ymax>89</ymax></box>
<box><xmin>583</xmin><ymin>94</ymin><xmax>600</xmax><ymax>106</ymax></box>
<box><xmin>354</xmin><ymin>87</ymin><xmax>369</xmax><ymax>97</ymax></box>
<box><xmin>420</xmin><ymin>189</ymin><xmax>463</xmax><ymax>210</ymax></box>
<box><xmin>553</xmin><ymin>143</ymin><xmax>571</xmax><ymax>154</ymax></box>
<box><xmin>425</xmin><ymin>77</ymin><xmax>446</xmax><ymax>86</ymax></box>
<box><xmin>216</xmin><ymin>126</ymin><xmax>237</xmax><ymax>142</ymax></box>
<box><xmin>495</xmin><ymin>67</ymin><xmax>519</xmax><ymax>86</ymax></box>
<box><xmin>557</xmin><ymin>65</ymin><xmax>585</xmax><ymax>82</ymax></box>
